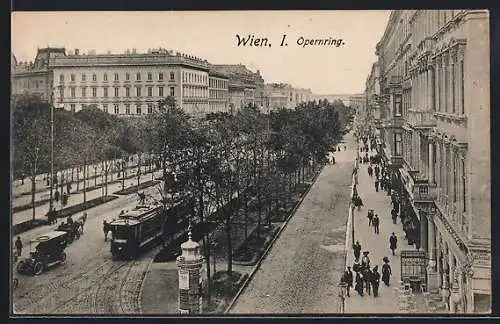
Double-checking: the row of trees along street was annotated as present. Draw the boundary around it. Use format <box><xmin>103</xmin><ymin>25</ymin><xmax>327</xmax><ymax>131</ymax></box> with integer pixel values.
<box><xmin>12</xmin><ymin>95</ymin><xmax>159</xmax><ymax>220</ymax></box>
<box><xmin>144</xmin><ymin>96</ymin><xmax>354</xmax><ymax>302</ymax></box>
<box><xmin>12</xmin><ymin>94</ymin><xmax>355</xmax><ymax>302</ymax></box>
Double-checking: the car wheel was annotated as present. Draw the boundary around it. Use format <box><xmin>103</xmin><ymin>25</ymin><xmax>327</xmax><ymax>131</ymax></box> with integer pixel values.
<box><xmin>60</xmin><ymin>252</ymin><xmax>67</xmax><ymax>262</ymax></box>
<box><xmin>33</xmin><ymin>262</ymin><xmax>43</xmax><ymax>275</ymax></box>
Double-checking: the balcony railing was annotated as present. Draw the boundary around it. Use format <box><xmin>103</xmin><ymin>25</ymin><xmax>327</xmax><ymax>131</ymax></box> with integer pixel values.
<box><xmin>390</xmin><ymin>156</ymin><xmax>404</xmax><ymax>168</ymax></box>
<box><xmin>408</xmin><ymin>110</ymin><xmax>436</xmax><ymax>128</ymax></box>
<box><xmin>412</xmin><ymin>182</ymin><xmax>437</xmax><ymax>203</ymax></box>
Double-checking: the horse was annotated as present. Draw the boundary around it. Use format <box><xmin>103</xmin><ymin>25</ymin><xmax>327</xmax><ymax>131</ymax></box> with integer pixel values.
<box><xmin>76</xmin><ymin>213</ymin><xmax>88</xmax><ymax>234</ymax></box>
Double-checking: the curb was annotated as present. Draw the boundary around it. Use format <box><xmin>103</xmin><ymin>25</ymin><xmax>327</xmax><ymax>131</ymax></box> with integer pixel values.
<box><xmin>224</xmin><ymin>165</ymin><xmax>325</xmax><ymax>314</ymax></box>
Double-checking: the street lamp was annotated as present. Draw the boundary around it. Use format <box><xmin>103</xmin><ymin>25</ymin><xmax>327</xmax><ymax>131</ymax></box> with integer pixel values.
<box><xmin>338</xmin><ymin>281</ymin><xmax>347</xmax><ymax>314</ymax></box>
<box><xmin>49</xmin><ymin>91</ymin><xmax>56</xmax><ymax>211</ymax></box>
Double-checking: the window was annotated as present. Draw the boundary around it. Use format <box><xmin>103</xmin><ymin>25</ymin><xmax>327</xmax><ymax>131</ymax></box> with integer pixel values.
<box><xmin>451</xmin><ymin>63</ymin><xmax>456</xmax><ymax>113</ymax></box>
<box><xmin>114</xmin><ymin>73</ymin><xmax>119</xmax><ymax>81</ymax></box>
<box><xmin>114</xmin><ymin>87</ymin><xmax>119</xmax><ymax>97</ymax></box>
<box><xmin>159</xmin><ymin>86</ymin><xmax>164</xmax><ymax>97</ymax></box>
<box><xmin>59</xmin><ymin>88</ymin><xmax>65</xmax><ymax>98</ymax></box>
<box><xmin>148</xmin><ymin>87</ymin><xmax>152</xmax><ymax>97</ymax></box>
<box><xmin>170</xmin><ymin>87</ymin><xmax>175</xmax><ymax>97</ymax></box>
<box><xmin>70</xmin><ymin>74</ymin><xmax>75</xmax><ymax>82</ymax></box>
<box><xmin>136</xmin><ymin>87</ymin><xmax>141</xmax><ymax>97</ymax></box>
<box><xmin>104</xmin><ymin>73</ymin><xmax>108</xmax><ymax>82</ymax></box>
<box><xmin>70</xmin><ymin>87</ymin><xmax>76</xmax><ymax>97</ymax></box>
<box><xmin>148</xmin><ymin>103</ymin><xmax>153</xmax><ymax>114</ymax></box>
<box><xmin>82</xmin><ymin>87</ymin><xmax>87</xmax><ymax>98</ymax></box>
<box><xmin>103</xmin><ymin>104</ymin><xmax>108</xmax><ymax>113</ymax></box>
<box><xmin>394</xmin><ymin>94</ymin><xmax>402</xmax><ymax>116</ymax></box>
<box><xmin>444</xmin><ymin>65</ymin><xmax>449</xmax><ymax>113</ymax></box>
<box><xmin>126</xmin><ymin>87</ymin><xmax>130</xmax><ymax>97</ymax></box>
<box><xmin>148</xmin><ymin>73</ymin><xmax>152</xmax><ymax>81</ymax></box>
<box><xmin>82</xmin><ymin>74</ymin><xmax>86</xmax><ymax>82</ymax></box>
<box><xmin>170</xmin><ymin>72</ymin><xmax>175</xmax><ymax>81</ymax></box>
<box><xmin>159</xmin><ymin>72</ymin><xmax>164</xmax><ymax>81</ymax></box>
<box><xmin>93</xmin><ymin>74</ymin><xmax>97</xmax><ymax>82</ymax></box>
<box><xmin>136</xmin><ymin>104</ymin><xmax>142</xmax><ymax>114</ymax></box>
<box><xmin>103</xmin><ymin>88</ymin><xmax>108</xmax><ymax>97</ymax></box>
<box><xmin>114</xmin><ymin>104</ymin><xmax>119</xmax><ymax>114</ymax></box>
<box><xmin>136</xmin><ymin>73</ymin><xmax>141</xmax><ymax>81</ymax></box>
<box><xmin>70</xmin><ymin>104</ymin><xmax>76</xmax><ymax>112</ymax></box>
<box><xmin>453</xmin><ymin>157</ymin><xmax>458</xmax><ymax>203</ymax></box>
<box><xmin>126</xmin><ymin>73</ymin><xmax>130</xmax><ymax>81</ymax></box>
<box><xmin>92</xmin><ymin>87</ymin><xmax>97</xmax><ymax>97</ymax></box>
<box><xmin>462</xmin><ymin>159</ymin><xmax>467</xmax><ymax>212</ymax></box>
<box><xmin>394</xmin><ymin>133</ymin><xmax>402</xmax><ymax>156</ymax></box>
<box><xmin>460</xmin><ymin>60</ymin><xmax>465</xmax><ymax>115</ymax></box>
<box><xmin>60</xmin><ymin>74</ymin><xmax>64</xmax><ymax>82</ymax></box>
<box><xmin>125</xmin><ymin>104</ymin><xmax>131</xmax><ymax>114</ymax></box>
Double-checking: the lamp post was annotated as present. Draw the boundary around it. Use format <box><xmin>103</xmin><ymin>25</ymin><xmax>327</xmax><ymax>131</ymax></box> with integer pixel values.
<box><xmin>49</xmin><ymin>91</ymin><xmax>55</xmax><ymax>211</ymax></box>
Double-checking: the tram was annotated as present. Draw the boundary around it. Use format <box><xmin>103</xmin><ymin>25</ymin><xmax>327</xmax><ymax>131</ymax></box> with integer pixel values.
<box><xmin>109</xmin><ymin>193</ymin><xmax>195</xmax><ymax>259</ymax></box>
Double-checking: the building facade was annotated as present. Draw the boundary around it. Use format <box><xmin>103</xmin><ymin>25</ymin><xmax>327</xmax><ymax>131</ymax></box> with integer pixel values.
<box><xmin>50</xmin><ymin>48</ymin><xmax>211</xmax><ymax>116</ymax></box>
<box><xmin>208</xmin><ymin>69</ymin><xmax>229</xmax><ymax>113</ymax></box>
<box><xmin>373</xmin><ymin>9</ymin><xmax>490</xmax><ymax>313</ymax></box>
<box><xmin>12</xmin><ymin>47</ymin><xmax>66</xmax><ymax>102</ymax></box>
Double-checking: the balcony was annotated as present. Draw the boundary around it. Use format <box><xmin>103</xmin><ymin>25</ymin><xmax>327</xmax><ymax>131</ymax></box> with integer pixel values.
<box><xmin>408</xmin><ymin>110</ymin><xmax>436</xmax><ymax>129</ymax></box>
<box><xmin>412</xmin><ymin>181</ymin><xmax>437</xmax><ymax>203</ymax></box>
<box><xmin>390</xmin><ymin>155</ymin><xmax>404</xmax><ymax>168</ymax></box>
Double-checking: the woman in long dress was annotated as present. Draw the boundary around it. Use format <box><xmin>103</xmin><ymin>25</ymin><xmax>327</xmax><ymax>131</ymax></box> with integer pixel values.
<box><xmin>355</xmin><ymin>272</ymin><xmax>364</xmax><ymax>296</ymax></box>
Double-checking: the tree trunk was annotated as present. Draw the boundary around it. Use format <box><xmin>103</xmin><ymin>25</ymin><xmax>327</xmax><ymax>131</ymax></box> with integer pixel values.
<box><xmin>83</xmin><ymin>159</ymin><xmax>87</xmax><ymax>203</ymax></box>
<box><xmin>76</xmin><ymin>167</ymin><xmax>80</xmax><ymax>191</ymax></box>
<box><xmin>137</xmin><ymin>152</ymin><xmax>142</xmax><ymax>187</ymax></box>
<box><xmin>105</xmin><ymin>160</ymin><xmax>109</xmax><ymax>196</ymax></box>
<box><xmin>31</xmin><ymin>171</ymin><xmax>36</xmax><ymax>221</ymax></box>
<box><xmin>226</xmin><ymin>216</ymin><xmax>233</xmax><ymax>276</ymax></box>
<box><xmin>122</xmin><ymin>156</ymin><xmax>126</xmax><ymax>190</ymax></box>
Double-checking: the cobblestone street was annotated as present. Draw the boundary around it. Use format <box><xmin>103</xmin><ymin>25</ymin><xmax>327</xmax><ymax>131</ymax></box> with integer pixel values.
<box><xmin>229</xmin><ymin>133</ymin><xmax>357</xmax><ymax>314</ymax></box>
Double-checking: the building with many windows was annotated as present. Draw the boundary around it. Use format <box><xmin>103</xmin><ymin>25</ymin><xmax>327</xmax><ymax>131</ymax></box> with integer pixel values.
<box><xmin>12</xmin><ymin>47</ymin><xmax>66</xmax><ymax>102</ymax></box>
<box><xmin>50</xmin><ymin>48</ymin><xmax>211</xmax><ymax>116</ymax></box>
<box><xmin>208</xmin><ymin>69</ymin><xmax>229</xmax><ymax>113</ymax></box>
<box><xmin>372</xmin><ymin>9</ymin><xmax>490</xmax><ymax>313</ymax></box>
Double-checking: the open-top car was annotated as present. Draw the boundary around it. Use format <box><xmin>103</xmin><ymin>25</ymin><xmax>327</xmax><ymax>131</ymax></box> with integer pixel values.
<box><xmin>16</xmin><ymin>231</ymin><xmax>68</xmax><ymax>276</ymax></box>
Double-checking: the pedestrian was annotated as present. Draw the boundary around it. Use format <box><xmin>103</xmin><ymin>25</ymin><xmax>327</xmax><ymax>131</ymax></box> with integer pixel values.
<box><xmin>391</xmin><ymin>208</ymin><xmax>398</xmax><ymax>224</ymax></box>
<box><xmin>374</xmin><ymin>165</ymin><xmax>380</xmax><ymax>178</ymax></box>
<box><xmin>374</xmin><ymin>178</ymin><xmax>379</xmax><ymax>192</ymax></box>
<box><xmin>367</xmin><ymin>165</ymin><xmax>373</xmax><ymax>177</ymax></box>
<box><xmin>62</xmin><ymin>192</ymin><xmax>68</xmax><ymax>207</ymax></box>
<box><xmin>390</xmin><ymin>232</ymin><xmax>398</xmax><ymax>255</ymax></box>
<box><xmin>15</xmin><ymin>236</ymin><xmax>23</xmax><ymax>257</ymax></box>
<box><xmin>371</xmin><ymin>266</ymin><xmax>381</xmax><ymax>297</ymax></box>
<box><xmin>382</xmin><ymin>257</ymin><xmax>392</xmax><ymax>286</ymax></box>
<box><xmin>361</xmin><ymin>251</ymin><xmax>370</xmax><ymax>269</ymax></box>
<box><xmin>331</xmin><ymin>156</ymin><xmax>336</xmax><ymax>165</ymax></box>
<box><xmin>373</xmin><ymin>215</ymin><xmax>380</xmax><ymax>234</ymax></box>
<box><xmin>54</xmin><ymin>189</ymin><xmax>60</xmax><ymax>202</ymax></box>
<box><xmin>67</xmin><ymin>182</ymin><xmax>72</xmax><ymax>194</ymax></box>
<box><xmin>345</xmin><ymin>266</ymin><xmax>353</xmax><ymax>297</ymax></box>
<box><xmin>103</xmin><ymin>220</ymin><xmax>109</xmax><ymax>242</ymax></box>
<box><xmin>67</xmin><ymin>215</ymin><xmax>73</xmax><ymax>226</ymax></box>
<box><xmin>362</xmin><ymin>266</ymin><xmax>372</xmax><ymax>295</ymax></box>
<box><xmin>353</xmin><ymin>241</ymin><xmax>362</xmax><ymax>262</ymax></box>
<box><xmin>355</xmin><ymin>272</ymin><xmax>364</xmax><ymax>296</ymax></box>
<box><xmin>367</xmin><ymin>209</ymin><xmax>374</xmax><ymax>226</ymax></box>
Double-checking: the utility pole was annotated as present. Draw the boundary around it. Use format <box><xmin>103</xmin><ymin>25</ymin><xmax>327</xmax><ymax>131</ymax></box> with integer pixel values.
<box><xmin>49</xmin><ymin>90</ymin><xmax>55</xmax><ymax>211</ymax></box>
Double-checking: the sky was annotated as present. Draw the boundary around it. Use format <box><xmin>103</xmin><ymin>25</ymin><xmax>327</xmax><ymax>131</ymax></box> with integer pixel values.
<box><xmin>11</xmin><ymin>11</ymin><xmax>390</xmax><ymax>95</ymax></box>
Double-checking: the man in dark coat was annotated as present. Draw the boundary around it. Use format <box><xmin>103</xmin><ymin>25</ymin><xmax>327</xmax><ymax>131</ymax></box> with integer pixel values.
<box><xmin>355</xmin><ymin>272</ymin><xmax>364</xmax><ymax>296</ymax></box>
<box><xmin>374</xmin><ymin>165</ymin><xmax>380</xmax><ymax>178</ymax></box>
<box><xmin>353</xmin><ymin>241</ymin><xmax>362</xmax><ymax>262</ymax></box>
<box><xmin>390</xmin><ymin>233</ymin><xmax>398</xmax><ymax>255</ymax></box>
<box><xmin>103</xmin><ymin>220</ymin><xmax>109</xmax><ymax>242</ymax></box>
<box><xmin>371</xmin><ymin>266</ymin><xmax>381</xmax><ymax>297</ymax></box>
<box><xmin>373</xmin><ymin>215</ymin><xmax>380</xmax><ymax>234</ymax></box>
<box><xmin>15</xmin><ymin>236</ymin><xmax>23</xmax><ymax>257</ymax></box>
<box><xmin>391</xmin><ymin>208</ymin><xmax>398</xmax><ymax>224</ymax></box>
<box><xmin>362</xmin><ymin>267</ymin><xmax>372</xmax><ymax>295</ymax></box>
<box><xmin>342</xmin><ymin>267</ymin><xmax>353</xmax><ymax>297</ymax></box>
<box><xmin>375</xmin><ymin>178</ymin><xmax>380</xmax><ymax>192</ymax></box>
<box><xmin>54</xmin><ymin>190</ymin><xmax>60</xmax><ymax>202</ymax></box>
<box><xmin>367</xmin><ymin>165</ymin><xmax>373</xmax><ymax>177</ymax></box>
<box><xmin>367</xmin><ymin>209</ymin><xmax>374</xmax><ymax>226</ymax></box>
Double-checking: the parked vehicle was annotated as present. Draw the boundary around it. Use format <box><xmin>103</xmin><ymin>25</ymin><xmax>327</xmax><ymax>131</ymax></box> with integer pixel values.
<box><xmin>17</xmin><ymin>231</ymin><xmax>68</xmax><ymax>275</ymax></box>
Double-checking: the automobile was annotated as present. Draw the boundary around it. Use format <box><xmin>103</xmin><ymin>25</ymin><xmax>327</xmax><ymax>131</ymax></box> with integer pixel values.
<box><xmin>16</xmin><ymin>231</ymin><xmax>68</xmax><ymax>276</ymax></box>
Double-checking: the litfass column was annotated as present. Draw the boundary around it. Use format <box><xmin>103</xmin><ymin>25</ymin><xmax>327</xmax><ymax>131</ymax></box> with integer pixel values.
<box><xmin>176</xmin><ymin>228</ymin><xmax>204</xmax><ymax>315</ymax></box>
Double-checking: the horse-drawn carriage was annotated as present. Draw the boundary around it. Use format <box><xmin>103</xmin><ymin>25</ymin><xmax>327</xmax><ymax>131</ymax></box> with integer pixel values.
<box><xmin>16</xmin><ymin>231</ymin><xmax>68</xmax><ymax>276</ymax></box>
<box><xmin>56</xmin><ymin>221</ymin><xmax>81</xmax><ymax>243</ymax></box>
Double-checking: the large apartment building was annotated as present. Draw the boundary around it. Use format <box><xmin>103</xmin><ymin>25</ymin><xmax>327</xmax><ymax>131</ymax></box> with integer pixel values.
<box><xmin>369</xmin><ymin>9</ymin><xmax>490</xmax><ymax>313</ymax></box>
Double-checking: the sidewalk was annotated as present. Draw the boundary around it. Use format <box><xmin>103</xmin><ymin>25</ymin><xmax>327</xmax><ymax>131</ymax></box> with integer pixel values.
<box><xmin>344</xmin><ymin>147</ymin><xmax>413</xmax><ymax>314</ymax></box>
<box><xmin>12</xmin><ymin>165</ymin><xmax>147</xmax><ymax>208</ymax></box>
<box><xmin>12</xmin><ymin>170</ymin><xmax>162</xmax><ymax>226</ymax></box>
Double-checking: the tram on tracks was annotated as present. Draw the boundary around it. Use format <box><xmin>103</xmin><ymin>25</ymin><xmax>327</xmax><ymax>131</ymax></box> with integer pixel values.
<box><xmin>109</xmin><ymin>193</ymin><xmax>195</xmax><ymax>260</ymax></box>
